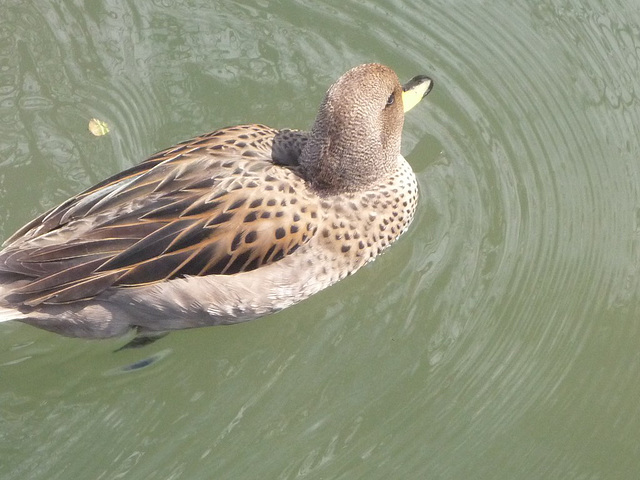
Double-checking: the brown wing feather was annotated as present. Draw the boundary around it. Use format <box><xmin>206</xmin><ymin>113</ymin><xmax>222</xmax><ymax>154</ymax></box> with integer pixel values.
<box><xmin>2</xmin><ymin>124</ymin><xmax>298</xmax><ymax>246</ymax></box>
<box><xmin>1</xmin><ymin>125</ymin><xmax>318</xmax><ymax>306</ymax></box>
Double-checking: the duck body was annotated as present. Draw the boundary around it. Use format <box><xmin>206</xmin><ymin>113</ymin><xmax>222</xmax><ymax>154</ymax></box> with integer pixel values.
<box><xmin>0</xmin><ymin>64</ymin><xmax>432</xmax><ymax>340</ymax></box>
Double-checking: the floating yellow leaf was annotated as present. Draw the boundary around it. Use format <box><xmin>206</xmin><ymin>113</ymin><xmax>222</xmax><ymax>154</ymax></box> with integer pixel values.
<box><xmin>88</xmin><ymin>118</ymin><xmax>110</xmax><ymax>136</ymax></box>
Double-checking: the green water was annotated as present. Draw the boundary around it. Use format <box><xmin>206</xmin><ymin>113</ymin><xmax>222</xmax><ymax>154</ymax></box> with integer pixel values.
<box><xmin>2</xmin><ymin>1</ymin><xmax>640</xmax><ymax>478</ymax></box>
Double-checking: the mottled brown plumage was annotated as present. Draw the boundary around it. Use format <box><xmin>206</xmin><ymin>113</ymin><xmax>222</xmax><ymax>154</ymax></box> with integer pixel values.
<box><xmin>0</xmin><ymin>63</ymin><xmax>433</xmax><ymax>340</ymax></box>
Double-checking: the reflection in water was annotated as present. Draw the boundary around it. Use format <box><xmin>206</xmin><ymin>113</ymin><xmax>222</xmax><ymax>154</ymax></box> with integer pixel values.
<box><xmin>2</xmin><ymin>0</ymin><xmax>640</xmax><ymax>479</ymax></box>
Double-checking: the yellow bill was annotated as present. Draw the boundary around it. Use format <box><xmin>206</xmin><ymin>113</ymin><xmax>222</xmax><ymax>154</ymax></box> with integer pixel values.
<box><xmin>402</xmin><ymin>75</ymin><xmax>434</xmax><ymax>113</ymax></box>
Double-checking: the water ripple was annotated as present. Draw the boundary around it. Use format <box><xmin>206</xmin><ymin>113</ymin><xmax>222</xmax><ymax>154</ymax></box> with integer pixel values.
<box><xmin>2</xmin><ymin>0</ymin><xmax>640</xmax><ymax>478</ymax></box>
<box><xmin>368</xmin><ymin>0</ymin><xmax>640</xmax><ymax>476</ymax></box>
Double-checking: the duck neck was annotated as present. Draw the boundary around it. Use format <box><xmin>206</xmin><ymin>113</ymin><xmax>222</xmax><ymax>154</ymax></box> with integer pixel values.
<box><xmin>299</xmin><ymin>118</ymin><xmax>400</xmax><ymax>195</ymax></box>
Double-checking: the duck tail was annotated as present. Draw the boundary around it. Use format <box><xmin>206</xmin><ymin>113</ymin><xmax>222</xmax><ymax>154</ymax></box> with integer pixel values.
<box><xmin>0</xmin><ymin>306</ymin><xmax>24</xmax><ymax>323</ymax></box>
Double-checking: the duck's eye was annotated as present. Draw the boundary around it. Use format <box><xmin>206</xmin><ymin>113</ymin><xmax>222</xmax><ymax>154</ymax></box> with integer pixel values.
<box><xmin>386</xmin><ymin>93</ymin><xmax>395</xmax><ymax>107</ymax></box>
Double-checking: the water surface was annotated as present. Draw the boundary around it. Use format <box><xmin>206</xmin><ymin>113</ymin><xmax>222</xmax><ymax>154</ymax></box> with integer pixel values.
<box><xmin>2</xmin><ymin>1</ymin><xmax>640</xmax><ymax>478</ymax></box>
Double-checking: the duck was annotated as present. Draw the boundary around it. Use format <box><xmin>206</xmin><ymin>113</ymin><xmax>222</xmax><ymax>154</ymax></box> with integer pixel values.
<box><xmin>0</xmin><ymin>63</ymin><xmax>433</xmax><ymax>343</ymax></box>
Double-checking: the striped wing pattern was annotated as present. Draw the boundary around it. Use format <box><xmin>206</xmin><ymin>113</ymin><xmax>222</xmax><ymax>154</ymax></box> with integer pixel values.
<box><xmin>0</xmin><ymin>125</ymin><xmax>318</xmax><ymax>306</ymax></box>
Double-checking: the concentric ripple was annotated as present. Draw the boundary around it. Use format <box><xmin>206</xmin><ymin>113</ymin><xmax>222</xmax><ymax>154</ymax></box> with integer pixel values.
<box><xmin>360</xmin><ymin>1</ymin><xmax>640</xmax><ymax>477</ymax></box>
<box><xmin>2</xmin><ymin>1</ymin><xmax>640</xmax><ymax>479</ymax></box>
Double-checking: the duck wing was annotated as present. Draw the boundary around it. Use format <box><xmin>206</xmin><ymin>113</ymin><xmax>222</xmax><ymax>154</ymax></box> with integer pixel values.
<box><xmin>0</xmin><ymin>125</ymin><xmax>319</xmax><ymax>306</ymax></box>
